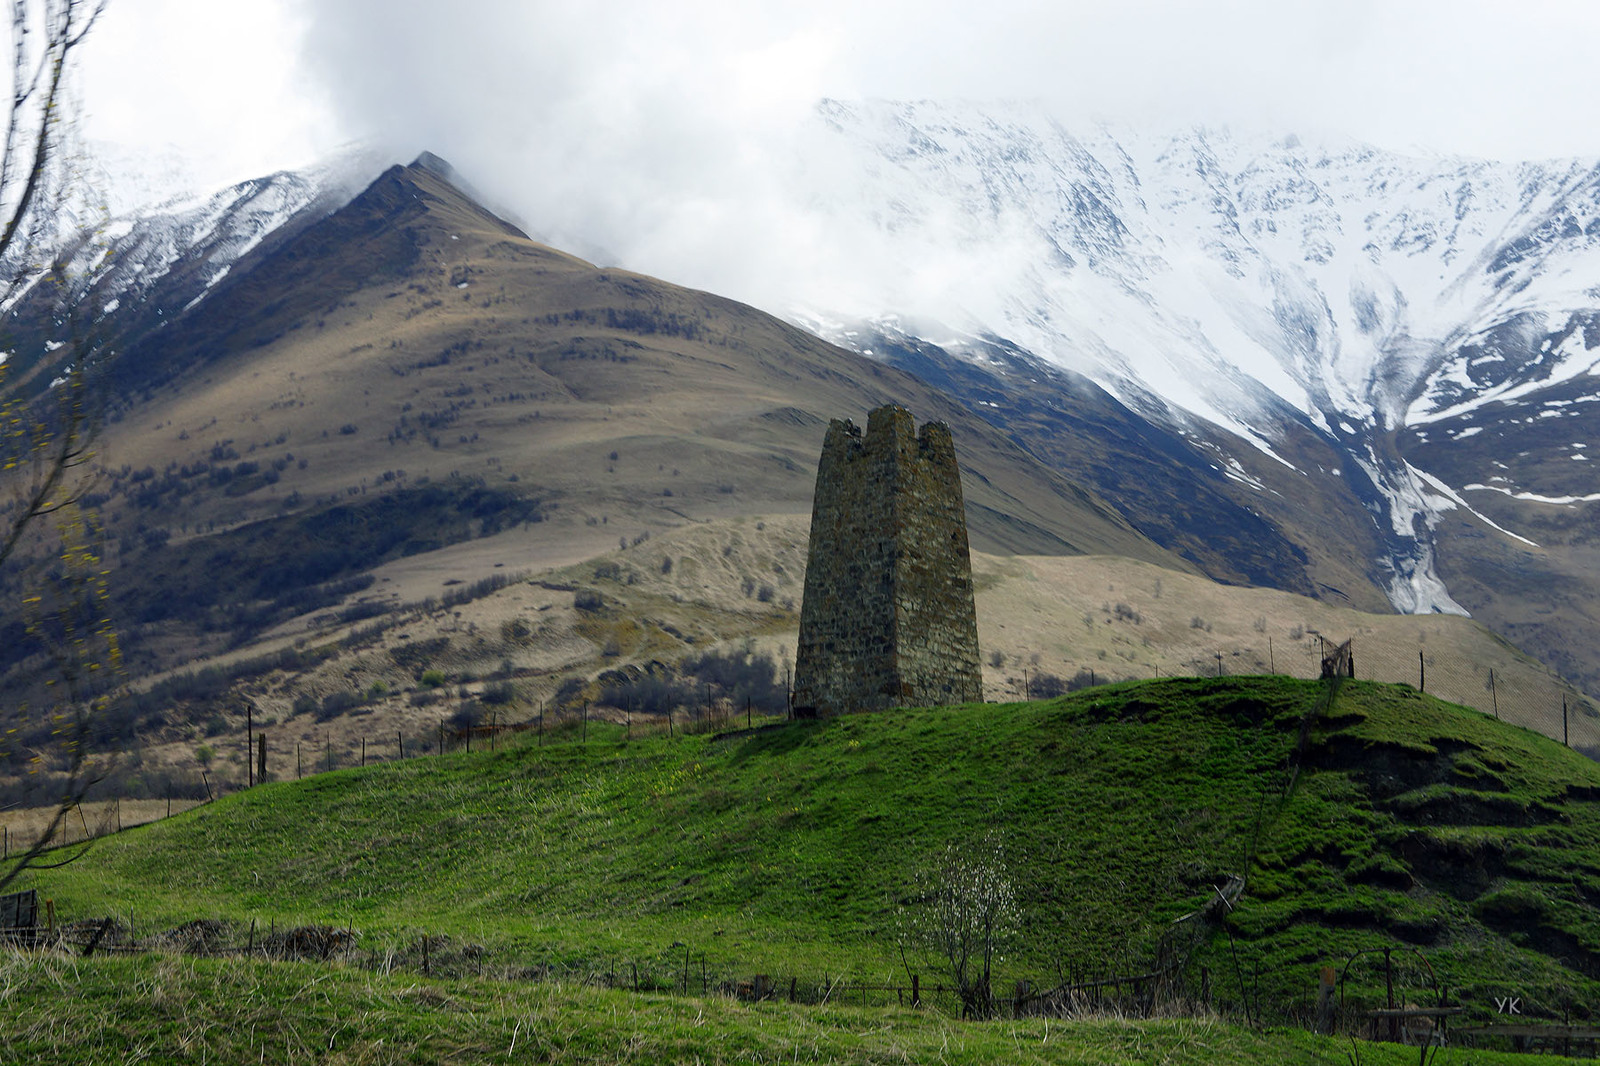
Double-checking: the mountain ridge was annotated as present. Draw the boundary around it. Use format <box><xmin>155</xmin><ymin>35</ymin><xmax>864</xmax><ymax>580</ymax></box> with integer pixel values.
<box><xmin>783</xmin><ymin>100</ymin><xmax>1600</xmax><ymax>694</ymax></box>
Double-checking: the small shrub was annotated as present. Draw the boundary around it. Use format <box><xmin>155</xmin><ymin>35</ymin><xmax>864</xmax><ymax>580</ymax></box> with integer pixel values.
<box><xmin>480</xmin><ymin>680</ymin><xmax>517</xmax><ymax>705</ymax></box>
<box><xmin>339</xmin><ymin>423</ymin><xmax>358</xmax><ymax>435</ymax></box>
<box><xmin>1190</xmin><ymin>615</ymin><xmax>1206</xmax><ymax>629</ymax></box>
<box><xmin>574</xmin><ymin>589</ymin><xmax>604</xmax><ymax>611</ymax></box>
<box><xmin>757</xmin><ymin>584</ymin><xmax>775</xmax><ymax>603</ymax></box>
<box><xmin>420</xmin><ymin>669</ymin><xmax>447</xmax><ymax>689</ymax></box>
<box><xmin>660</xmin><ymin>556</ymin><xmax>673</xmax><ymax>575</ymax></box>
<box><xmin>316</xmin><ymin>691</ymin><xmax>360</xmax><ymax>722</ymax></box>
<box><xmin>1031</xmin><ymin>672</ymin><xmax>1068</xmax><ymax>699</ymax></box>
<box><xmin>292</xmin><ymin>693</ymin><xmax>318</xmax><ymax>717</ymax></box>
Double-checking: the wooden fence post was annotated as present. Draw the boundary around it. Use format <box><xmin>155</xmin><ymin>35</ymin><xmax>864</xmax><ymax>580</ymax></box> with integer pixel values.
<box><xmin>912</xmin><ymin>973</ymin><xmax>920</xmax><ymax>1007</ymax></box>
<box><xmin>258</xmin><ymin>734</ymin><xmax>266</xmax><ymax>783</ymax></box>
<box><xmin>398</xmin><ymin>730</ymin><xmax>404</xmax><ymax>759</ymax></box>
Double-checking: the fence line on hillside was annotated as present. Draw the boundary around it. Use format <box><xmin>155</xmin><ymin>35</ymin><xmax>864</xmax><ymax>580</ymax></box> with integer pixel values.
<box><xmin>12</xmin><ymin>911</ymin><xmax>1586</xmax><ymax>1054</ymax></box>
<box><xmin>1016</xmin><ymin>633</ymin><xmax>1598</xmax><ymax>756</ymax></box>
<box><xmin>5</xmin><ymin>640</ymin><xmax>1593</xmax><ymax>854</ymax></box>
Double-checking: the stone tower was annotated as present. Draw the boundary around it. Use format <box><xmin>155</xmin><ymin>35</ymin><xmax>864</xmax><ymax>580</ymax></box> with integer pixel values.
<box><xmin>792</xmin><ymin>405</ymin><xmax>983</xmax><ymax>715</ymax></box>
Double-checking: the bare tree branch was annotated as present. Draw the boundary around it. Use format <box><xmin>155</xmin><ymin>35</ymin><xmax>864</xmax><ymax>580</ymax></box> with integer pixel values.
<box><xmin>0</xmin><ymin>0</ymin><xmax>111</xmax><ymax>897</ymax></box>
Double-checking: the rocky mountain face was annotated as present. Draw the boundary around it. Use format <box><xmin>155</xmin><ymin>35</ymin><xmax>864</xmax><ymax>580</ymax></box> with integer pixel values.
<box><xmin>0</xmin><ymin>155</ymin><xmax>1180</xmax><ymax>708</ymax></box>
<box><xmin>791</xmin><ymin>100</ymin><xmax>1600</xmax><ymax>696</ymax></box>
<box><xmin>8</xmin><ymin>108</ymin><xmax>1600</xmax><ymax>698</ymax></box>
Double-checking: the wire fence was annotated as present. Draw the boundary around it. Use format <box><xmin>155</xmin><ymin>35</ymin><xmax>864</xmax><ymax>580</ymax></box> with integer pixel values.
<box><xmin>8</xmin><ymin>909</ymin><xmax>1590</xmax><ymax>1055</ymax></box>
<box><xmin>1184</xmin><ymin>633</ymin><xmax>1600</xmax><ymax>756</ymax></box>
<box><xmin>7</xmin><ymin>636</ymin><xmax>1595</xmax><ymax>855</ymax></box>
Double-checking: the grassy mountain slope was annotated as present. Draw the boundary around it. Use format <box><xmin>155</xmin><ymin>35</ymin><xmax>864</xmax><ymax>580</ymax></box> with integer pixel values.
<box><xmin>52</xmin><ymin>513</ymin><xmax>1590</xmax><ymax>808</ymax></box>
<box><xmin>32</xmin><ymin>677</ymin><xmax>1600</xmax><ymax>1027</ymax></box>
<box><xmin>0</xmin><ymin>158</ymin><xmax>1196</xmax><ymax>738</ymax></box>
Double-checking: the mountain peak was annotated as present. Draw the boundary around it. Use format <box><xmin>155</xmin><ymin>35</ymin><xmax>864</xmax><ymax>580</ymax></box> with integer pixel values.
<box><xmin>410</xmin><ymin>150</ymin><xmax>458</xmax><ymax>181</ymax></box>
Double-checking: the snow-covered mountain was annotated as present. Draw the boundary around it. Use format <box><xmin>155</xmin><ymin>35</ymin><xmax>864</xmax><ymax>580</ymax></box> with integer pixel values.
<box><xmin>11</xmin><ymin>116</ymin><xmax>1599</xmax><ymax>694</ymax></box>
<box><xmin>792</xmin><ymin>99</ymin><xmax>1600</xmax><ymax>626</ymax></box>
<box><xmin>0</xmin><ymin>145</ymin><xmax>376</xmax><ymax>378</ymax></box>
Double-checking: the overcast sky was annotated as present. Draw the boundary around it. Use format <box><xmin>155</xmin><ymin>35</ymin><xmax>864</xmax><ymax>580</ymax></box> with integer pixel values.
<box><xmin>74</xmin><ymin>0</ymin><xmax>1600</xmax><ymax>308</ymax></box>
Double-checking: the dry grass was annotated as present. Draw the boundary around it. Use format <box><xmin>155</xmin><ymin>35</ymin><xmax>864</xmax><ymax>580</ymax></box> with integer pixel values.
<box><xmin>970</xmin><ymin>552</ymin><xmax>1586</xmax><ymax>741</ymax></box>
<box><xmin>1</xmin><ymin>799</ymin><xmax>205</xmax><ymax>852</ymax></box>
<box><xmin>76</xmin><ymin>512</ymin><xmax>1592</xmax><ymax>807</ymax></box>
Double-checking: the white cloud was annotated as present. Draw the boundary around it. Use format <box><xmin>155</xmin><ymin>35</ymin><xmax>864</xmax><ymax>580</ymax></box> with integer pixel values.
<box><xmin>68</xmin><ymin>0</ymin><xmax>1600</xmax><ymax>307</ymax></box>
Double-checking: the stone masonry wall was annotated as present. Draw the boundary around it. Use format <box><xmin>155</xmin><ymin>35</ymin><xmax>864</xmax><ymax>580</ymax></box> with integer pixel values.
<box><xmin>792</xmin><ymin>405</ymin><xmax>983</xmax><ymax>715</ymax></box>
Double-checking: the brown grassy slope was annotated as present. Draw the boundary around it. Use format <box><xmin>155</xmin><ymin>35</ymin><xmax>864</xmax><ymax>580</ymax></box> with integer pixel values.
<box><xmin>91</xmin><ymin>513</ymin><xmax>1591</xmax><ymax>803</ymax></box>
<box><xmin>96</xmin><ymin>161</ymin><xmax>1180</xmax><ymax>567</ymax></box>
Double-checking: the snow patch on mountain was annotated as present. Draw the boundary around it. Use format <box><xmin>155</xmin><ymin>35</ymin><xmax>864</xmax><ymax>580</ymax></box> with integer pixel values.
<box><xmin>797</xmin><ymin>100</ymin><xmax>1600</xmax><ymax>615</ymax></box>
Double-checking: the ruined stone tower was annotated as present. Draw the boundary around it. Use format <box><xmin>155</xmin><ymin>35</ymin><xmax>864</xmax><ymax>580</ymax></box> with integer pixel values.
<box><xmin>792</xmin><ymin>405</ymin><xmax>983</xmax><ymax>715</ymax></box>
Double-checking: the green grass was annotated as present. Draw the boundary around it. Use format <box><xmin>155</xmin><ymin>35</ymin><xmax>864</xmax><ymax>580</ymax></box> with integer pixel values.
<box><xmin>25</xmin><ymin>677</ymin><xmax>1600</xmax><ymax>1031</ymax></box>
<box><xmin>0</xmin><ymin>951</ymin><xmax>1584</xmax><ymax>1066</ymax></box>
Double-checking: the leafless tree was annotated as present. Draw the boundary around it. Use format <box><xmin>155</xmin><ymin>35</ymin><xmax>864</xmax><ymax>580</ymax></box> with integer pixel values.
<box><xmin>905</xmin><ymin>832</ymin><xmax>1020</xmax><ymax>1019</ymax></box>
<box><xmin>0</xmin><ymin>0</ymin><xmax>111</xmax><ymax>898</ymax></box>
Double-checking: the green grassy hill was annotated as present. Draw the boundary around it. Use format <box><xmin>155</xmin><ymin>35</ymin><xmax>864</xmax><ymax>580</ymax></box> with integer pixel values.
<box><xmin>29</xmin><ymin>675</ymin><xmax>1600</xmax><ymax>1033</ymax></box>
